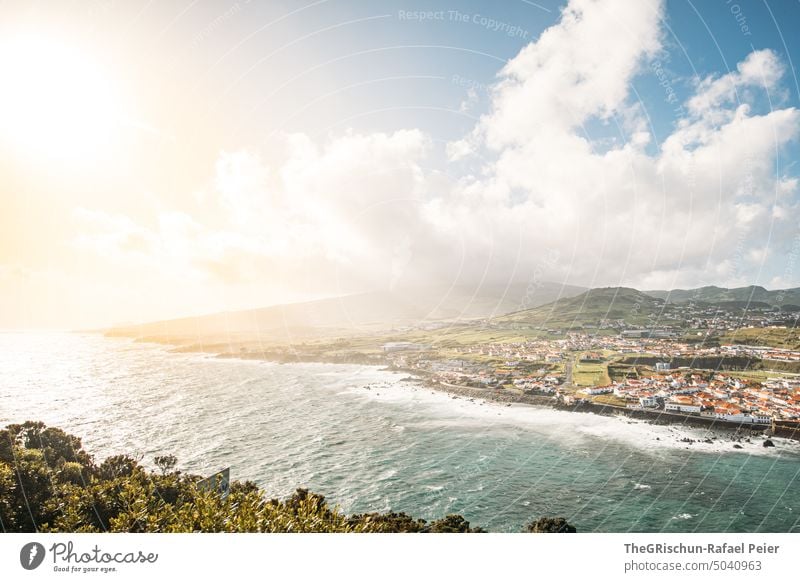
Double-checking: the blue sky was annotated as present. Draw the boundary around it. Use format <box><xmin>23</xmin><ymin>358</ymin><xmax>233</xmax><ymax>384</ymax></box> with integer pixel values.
<box><xmin>174</xmin><ymin>0</ymin><xmax>800</xmax><ymax>149</ymax></box>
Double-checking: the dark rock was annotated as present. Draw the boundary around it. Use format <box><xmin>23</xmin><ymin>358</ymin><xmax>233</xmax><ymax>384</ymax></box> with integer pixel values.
<box><xmin>526</xmin><ymin>517</ymin><xmax>577</xmax><ymax>533</ymax></box>
<box><xmin>733</xmin><ymin>444</ymin><xmax>743</xmax><ymax>449</ymax></box>
<box><xmin>763</xmin><ymin>439</ymin><xmax>775</xmax><ymax>448</ymax></box>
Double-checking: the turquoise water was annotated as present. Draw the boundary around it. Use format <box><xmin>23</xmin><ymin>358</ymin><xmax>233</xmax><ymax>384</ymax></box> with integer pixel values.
<box><xmin>1</xmin><ymin>333</ymin><xmax>799</xmax><ymax>532</ymax></box>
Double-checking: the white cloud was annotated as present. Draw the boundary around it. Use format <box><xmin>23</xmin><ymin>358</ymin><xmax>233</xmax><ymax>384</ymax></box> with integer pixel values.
<box><xmin>421</xmin><ymin>0</ymin><xmax>799</xmax><ymax>290</ymax></box>
<box><xmin>72</xmin><ymin>207</ymin><xmax>159</xmax><ymax>260</ymax></box>
<box><xmin>459</xmin><ymin>87</ymin><xmax>480</xmax><ymax>113</ymax></box>
<box><xmin>687</xmin><ymin>49</ymin><xmax>784</xmax><ymax>115</ymax></box>
<box><xmin>73</xmin><ymin>0</ymin><xmax>800</xmax><ymax>298</ymax></box>
<box><xmin>478</xmin><ymin>0</ymin><xmax>663</xmax><ymax>149</ymax></box>
<box><xmin>73</xmin><ymin>129</ymin><xmax>433</xmax><ymax>292</ymax></box>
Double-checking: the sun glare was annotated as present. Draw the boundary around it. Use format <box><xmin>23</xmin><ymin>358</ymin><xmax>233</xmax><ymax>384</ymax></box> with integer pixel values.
<box><xmin>0</xmin><ymin>34</ymin><xmax>120</xmax><ymax>163</ymax></box>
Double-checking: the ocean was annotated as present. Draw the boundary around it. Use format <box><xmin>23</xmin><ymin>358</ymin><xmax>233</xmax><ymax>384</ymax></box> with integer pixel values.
<box><xmin>1</xmin><ymin>332</ymin><xmax>799</xmax><ymax>532</ymax></box>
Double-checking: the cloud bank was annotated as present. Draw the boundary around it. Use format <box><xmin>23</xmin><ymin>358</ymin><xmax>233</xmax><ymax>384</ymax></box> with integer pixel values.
<box><xmin>76</xmin><ymin>0</ymin><xmax>800</xmax><ymax>300</ymax></box>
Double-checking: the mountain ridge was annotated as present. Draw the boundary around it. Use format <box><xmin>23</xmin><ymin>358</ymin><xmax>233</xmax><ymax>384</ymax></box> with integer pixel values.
<box><xmin>644</xmin><ymin>285</ymin><xmax>800</xmax><ymax>306</ymax></box>
<box><xmin>106</xmin><ymin>282</ymin><xmax>588</xmax><ymax>340</ymax></box>
<box><xmin>105</xmin><ymin>283</ymin><xmax>800</xmax><ymax>341</ymax></box>
<box><xmin>497</xmin><ymin>286</ymin><xmax>668</xmax><ymax>328</ymax></box>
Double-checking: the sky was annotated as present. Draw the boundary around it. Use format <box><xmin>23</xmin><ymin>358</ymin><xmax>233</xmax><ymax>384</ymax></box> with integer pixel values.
<box><xmin>1</xmin><ymin>0</ymin><xmax>799</xmax><ymax>329</ymax></box>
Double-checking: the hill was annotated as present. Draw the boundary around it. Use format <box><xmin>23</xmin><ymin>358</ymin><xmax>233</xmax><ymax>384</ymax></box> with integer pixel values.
<box><xmin>496</xmin><ymin>287</ymin><xmax>668</xmax><ymax>329</ymax></box>
<box><xmin>106</xmin><ymin>282</ymin><xmax>587</xmax><ymax>341</ymax></box>
<box><xmin>645</xmin><ymin>285</ymin><xmax>800</xmax><ymax>306</ymax></box>
<box><xmin>719</xmin><ymin>326</ymin><xmax>800</xmax><ymax>350</ymax></box>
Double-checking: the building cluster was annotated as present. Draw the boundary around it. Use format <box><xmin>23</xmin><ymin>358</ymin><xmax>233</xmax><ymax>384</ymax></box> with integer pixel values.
<box><xmin>383</xmin><ymin>331</ymin><xmax>800</xmax><ymax>424</ymax></box>
<box><xmin>720</xmin><ymin>344</ymin><xmax>800</xmax><ymax>362</ymax></box>
<box><xmin>677</xmin><ymin>303</ymin><xmax>799</xmax><ymax>331</ymax></box>
<box><xmin>600</xmin><ymin>373</ymin><xmax>800</xmax><ymax>423</ymax></box>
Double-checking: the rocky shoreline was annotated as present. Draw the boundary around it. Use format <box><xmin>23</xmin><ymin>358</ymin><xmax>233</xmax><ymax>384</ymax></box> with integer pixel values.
<box><xmin>383</xmin><ymin>368</ymin><xmax>784</xmax><ymax>449</ymax></box>
<box><xmin>120</xmin><ymin>335</ymin><xmax>796</xmax><ymax>448</ymax></box>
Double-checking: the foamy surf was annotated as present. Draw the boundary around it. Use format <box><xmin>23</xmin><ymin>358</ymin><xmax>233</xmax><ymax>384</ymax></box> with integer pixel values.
<box><xmin>345</xmin><ymin>373</ymin><xmax>800</xmax><ymax>458</ymax></box>
<box><xmin>6</xmin><ymin>334</ymin><xmax>800</xmax><ymax>533</ymax></box>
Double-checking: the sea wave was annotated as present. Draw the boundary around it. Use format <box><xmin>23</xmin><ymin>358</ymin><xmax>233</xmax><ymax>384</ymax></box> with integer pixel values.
<box><xmin>3</xmin><ymin>333</ymin><xmax>800</xmax><ymax>533</ymax></box>
<box><xmin>345</xmin><ymin>376</ymin><xmax>800</xmax><ymax>458</ymax></box>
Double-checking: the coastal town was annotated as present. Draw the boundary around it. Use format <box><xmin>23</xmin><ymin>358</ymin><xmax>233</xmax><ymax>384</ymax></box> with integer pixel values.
<box><xmin>381</xmin><ymin>331</ymin><xmax>800</xmax><ymax>436</ymax></box>
<box><xmin>120</xmin><ymin>285</ymin><xmax>800</xmax><ymax>440</ymax></box>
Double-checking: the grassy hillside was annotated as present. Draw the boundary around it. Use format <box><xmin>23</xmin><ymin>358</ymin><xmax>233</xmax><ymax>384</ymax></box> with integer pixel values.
<box><xmin>719</xmin><ymin>326</ymin><xmax>800</xmax><ymax>350</ymax></box>
<box><xmin>496</xmin><ymin>287</ymin><xmax>669</xmax><ymax>329</ymax></box>
<box><xmin>104</xmin><ymin>283</ymin><xmax>799</xmax><ymax>347</ymax></box>
<box><xmin>105</xmin><ymin>282</ymin><xmax>586</xmax><ymax>341</ymax></box>
<box><xmin>646</xmin><ymin>285</ymin><xmax>800</xmax><ymax>306</ymax></box>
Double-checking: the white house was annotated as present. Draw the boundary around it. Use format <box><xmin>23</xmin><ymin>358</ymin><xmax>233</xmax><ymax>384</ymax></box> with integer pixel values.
<box><xmin>638</xmin><ymin>395</ymin><xmax>659</xmax><ymax>408</ymax></box>
<box><xmin>665</xmin><ymin>401</ymin><xmax>702</xmax><ymax>414</ymax></box>
<box><xmin>715</xmin><ymin>412</ymin><xmax>771</xmax><ymax>424</ymax></box>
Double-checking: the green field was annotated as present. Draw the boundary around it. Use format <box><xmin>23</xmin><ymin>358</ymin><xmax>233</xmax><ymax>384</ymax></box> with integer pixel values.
<box><xmin>719</xmin><ymin>327</ymin><xmax>800</xmax><ymax>349</ymax></box>
<box><xmin>572</xmin><ymin>356</ymin><xmax>611</xmax><ymax>387</ymax></box>
<box><xmin>607</xmin><ymin>363</ymin><xmax>640</xmax><ymax>381</ymax></box>
<box><xmin>382</xmin><ymin>325</ymin><xmax>557</xmax><ymax>347</ymax></box>
<box><xmin>591</xmin><ymin>393</ymin><xmax>627</xmax><ymax>407</ymax></box>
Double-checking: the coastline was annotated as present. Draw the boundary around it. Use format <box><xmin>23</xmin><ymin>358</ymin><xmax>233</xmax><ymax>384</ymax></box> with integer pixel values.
<box><xmin>387</xmin><ymin>368</ymin><xmax>786</xmax><ymax>451</ymax></box>
<box><xmin>350</xmin><ymin>368</ymin><xmax>797</xmax><ymax>457</ymax></box>
<box><xmin>385</xmin><ymin>365</ymin><xmax>775</xmax><ymax>438</ymax></box>
<box><xmin>107</xmin><ymin>333</ymin><xmax>797</xmax><ymax>450</ymax></box>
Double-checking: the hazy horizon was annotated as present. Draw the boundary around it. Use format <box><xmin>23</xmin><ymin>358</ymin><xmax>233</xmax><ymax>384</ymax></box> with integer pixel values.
<box><xmin>2</xmin><ymin>0</ymin><xmax>799</xmax><ymax>329</ymax></box>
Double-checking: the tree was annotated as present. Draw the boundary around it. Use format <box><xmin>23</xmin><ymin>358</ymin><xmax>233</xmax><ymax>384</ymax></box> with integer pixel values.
<box><xmin>4</xmin><ymin>448</ymin><xmax>56</xmax><ymax>531</ymax></box>
<box><xmin>2</xmin><ymin>421</ymin><xmax>93</xmax><ymax>469</ymax></box>
<box><xmin>97</xmin><ymin>455</ymin><xmax>140</xmax><ymax>480</ymax></box>
<box><xmin>153</xmin><ymin>454</ymin><xmax>178</xmax><ymax>475</ymax></box>
<box><xmin>0</xmin><ymin>462</ymin><xmax>17</xmax><ymax>531</ymax></box>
